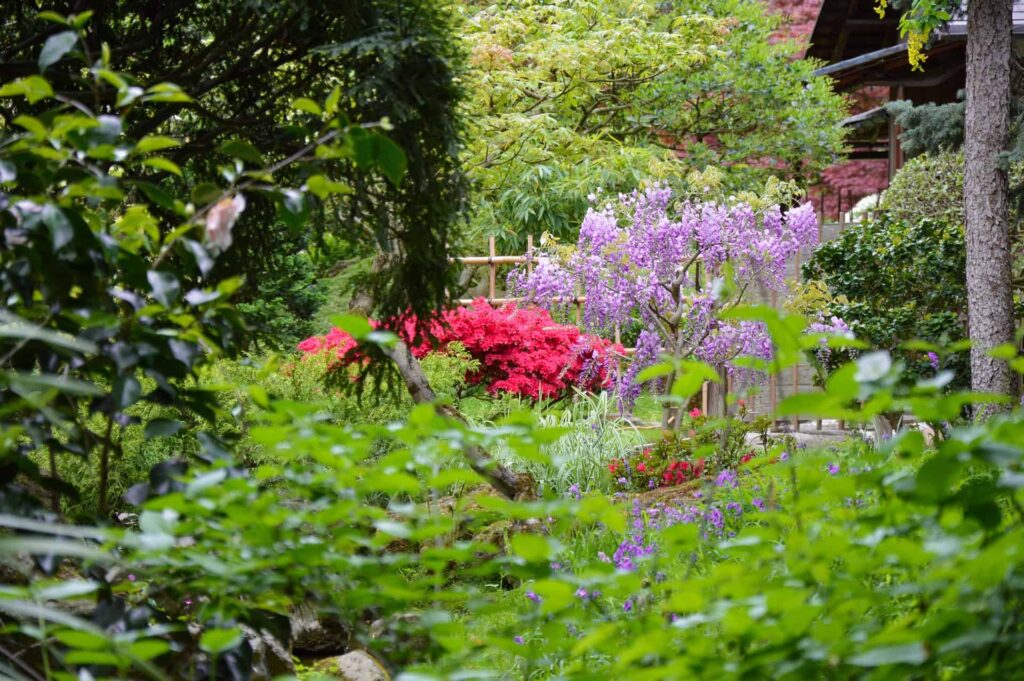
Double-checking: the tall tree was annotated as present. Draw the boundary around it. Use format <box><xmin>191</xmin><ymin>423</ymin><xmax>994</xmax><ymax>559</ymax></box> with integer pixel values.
<box><xmin>0</xmin><ymin>1</ymin><xmax>466</xmax><ymax>340</ymax></box>
<box><xmin>458</xmin><ymin>0</ymin><xmax>847</xmax><ymax>246</ymax></box>
<box><xmin>963</xmin><ymin>0</ymin><xmax>1015</xmax><ymax>402</ymax></box>
<box><xmin>888</xmin><ymin>0</ymin><xmax>1017</xmax><ymax>403</ymax></box>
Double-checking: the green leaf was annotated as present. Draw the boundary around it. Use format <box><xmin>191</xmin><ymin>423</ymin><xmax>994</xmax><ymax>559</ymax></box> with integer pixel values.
<box><xmin>38</xmin><ymin>31</ymin><xmax>78</xmax><ymax>71</ymax></box>
<box><xmin>218</xmin><ymin>138</ymin><xmax>265</xmax><ymax>165</ymax></box>
<box><xmin>191</xmin><ymin>182</ymin><xmax>222</xmax><ymax>205</ymax></box>
<box><xmin>0</xmin><ymin>75</ymin><xmax>53</xmax><ymax>103</ymax></box>
<box><xmin>325</xmin><ymin>85</ymin><xmax>341</xmax><ymax>116</ymax></box>
<box><xmin>53</xmin><ymin>629</ymin><xmax>108</xmax><ymax>650</ymax></box>
<box><xmin>147</xmin><ymin>270</ymin><xmax>181</xmax><ymax>306</ymax></box>
<box><xmin>199</xmin><ymin>627</ymin><xmax>243</xmax><ymax>655</ymax></box>
<box><xmin>847</xmin><ymin>643</ymin><xmax>927</xmax><ymax>667</ymax></box>
<box><xmin>636</xmin><ymin>361</ymin><xmax>673</xmax><ymax>384</ymax></box>
<box><xmin>306</xmin><ymin>174</ymin><xmax>352</xmax><ymax>199</ymax></box>
<box><xmin>42</xmin><ymin>203</ymin><xmax>73</xmax><ymax>251</ymax></box>
<box><xmin>509</xmin><ymin>534</ymin><xmax>553</xmax><ymax>562</ymax></box>
<box><xmin>375</xmin><ymin>134</ymin><xmax>407</xmax><ymax>186</ymax></box>
<box><xmin>112</xmin><ymin>374</ymin><xmax>141</xmax><ymax>410</ymax></box>
<box><xmin>291</xmin><ymin>97</ymin><xmax>323</xmax><ymax>115</ymax></box>
<box><xmin>134</xmin><ymin>135</ymin><xmax>180</xmax><ymax>154</ymax></box>
<box><xmin>0</xmin><ymin>312</ymin><xmax>98</xmax><ymax>354</ymax></box>
<box><xmin>329</xmin><ymin>314</ymin><xmax>373</xmax><ymax>340</ymax></box>
<box><xmin>144</xmin><ymin>418</ymin><xmax>184</xmax><ymax>439</ymax></box>
<box><xmin>36</xmin><ymin>11</ymin><xmax>70</xmax><ymax>25</ymax></box>
<box><xmin>33</xmin><ymin>580</ymin><xmax>100</xmax><ymax>601</ymax></box>
<box><xmin>143</xmin><ymin>156</ymin><xmax>182</xmax><ymax>176</ymax></box>
<box><xmin>4</xmin><ymin>372</ymin><xmax>103</xmax><ymax>397</ymax></box>
<box><xmin>126</xmin><ymin>639</ymin><xmax>170</xmax><ymax>661</ymax></box>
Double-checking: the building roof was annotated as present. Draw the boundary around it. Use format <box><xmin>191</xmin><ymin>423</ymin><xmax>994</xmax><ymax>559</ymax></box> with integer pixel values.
<box><xmin>808</xmin><ymin>0</ymin><xmax>1024</xmax><ymax>65</ymax></box>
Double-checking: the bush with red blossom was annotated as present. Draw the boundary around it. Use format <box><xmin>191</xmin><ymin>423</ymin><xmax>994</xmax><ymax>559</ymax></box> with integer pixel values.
<box><xmin>297</xmin><ymin>298</ymin><xmax>624</xmax><ymax>400</ymax></box>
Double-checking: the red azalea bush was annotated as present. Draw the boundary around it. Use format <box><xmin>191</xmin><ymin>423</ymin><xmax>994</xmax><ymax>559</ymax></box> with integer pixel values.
<box><xmin>297</xmin><ymin>299</ymin><xmax>624</xmax><ymax>400</ymax></box>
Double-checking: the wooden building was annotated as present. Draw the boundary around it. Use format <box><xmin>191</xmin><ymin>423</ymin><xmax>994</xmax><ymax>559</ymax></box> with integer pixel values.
<box><xmin>808</xmin><ymin>1</ymin><xmax>1024</xmax><ymax>180</ymax></box>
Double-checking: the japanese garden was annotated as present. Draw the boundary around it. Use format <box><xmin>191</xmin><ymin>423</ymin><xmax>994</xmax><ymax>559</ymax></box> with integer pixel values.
<box><xmin>3</xmin><ymin>0</ymin><xmax>1024</xmax><ymax>679</ymax></box>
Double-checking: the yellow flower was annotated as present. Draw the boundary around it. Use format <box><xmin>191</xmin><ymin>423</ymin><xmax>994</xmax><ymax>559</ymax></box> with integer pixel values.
<box><xmin>907</xmin><ymin>30</ymin><xmax>928</xmax><ymax>70</ymax></box>
<box><xmin>874</xmin><ymin>0</ymin><xmax>888</xmax><ymax>19</ymax></box>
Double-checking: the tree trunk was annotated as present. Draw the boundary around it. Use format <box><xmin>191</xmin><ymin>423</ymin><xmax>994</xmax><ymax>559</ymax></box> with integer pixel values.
<box><xmin>964</xmin><ymin>0</ymin><xmax>1016</xmax><ymax>407</ymax></box>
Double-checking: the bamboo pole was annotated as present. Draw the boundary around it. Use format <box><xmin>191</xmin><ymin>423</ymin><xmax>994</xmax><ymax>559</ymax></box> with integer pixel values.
<box><xmin>488</xmin><ymin>235</ymin><xmax>497</xmax><ymax>301</ymax></box>
<box><xmin>526</xmin><ymin>234</ymin><xmax>534</xmax><ymax>275</ymax></box>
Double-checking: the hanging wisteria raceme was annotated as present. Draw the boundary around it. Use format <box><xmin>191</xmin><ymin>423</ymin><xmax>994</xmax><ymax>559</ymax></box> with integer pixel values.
<box><xmin>509</xmin><ymin>184</ymin><xmax>820</xmax><ymax>411</ymax></box>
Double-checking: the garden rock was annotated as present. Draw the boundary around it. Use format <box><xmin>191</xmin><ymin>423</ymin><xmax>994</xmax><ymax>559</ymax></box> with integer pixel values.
<box><xmin>240</xmin><ymin>624</ymin><xmax>295</xmax><ymax>679</ymax></box>
<box><xmin>290</xmin><ymin>603</ymin><xmax>352</xmax><ymax>655</ymax></box>
<box><xmin>313</xmin><ymin>651</ymin><xmax>390</xmax><ymax>681</ymax></box>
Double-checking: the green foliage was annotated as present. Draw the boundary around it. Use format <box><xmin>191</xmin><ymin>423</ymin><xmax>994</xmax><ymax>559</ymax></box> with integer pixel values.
<box><xmin>0</xmin><ymin>18</ymin><xmax>423</xmax><ymax>519</ymax></box>
<box><xmin>0</xmin><ymin>0</ymin><xmax>467</xmax><ymax>335</ymax></box>
<box><xmin>803</xmin><ymin>215</ymin><xmax>969</xmax><ymax>386</ymax></box>
<box><xmin>10</xmin><ymin>305</ymin><xmax>1024</xmax><ymax>678</ymax></box>
<box><xmin>879</xmin><ymin>150</ymin><xmax>966</xmax><ymax>226</ymax></box>
<box><xmin>458</xmin><ymin>0</ymin><xmax>847</xmax><ymax>246</ymax></box>
<box><xmin>493</xmin><ymin>393</ymin><xmax>648</xmax><ymax>496</ymax></box>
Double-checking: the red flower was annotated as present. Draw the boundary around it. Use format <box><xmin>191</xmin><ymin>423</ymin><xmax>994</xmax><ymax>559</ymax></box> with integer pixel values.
<box><xmin>740</xmin><ymin>453</ymin><xmax>754</xmax><ymax>464</ymax></box>
<box><xmin>689</xmin><ymin>407</ymin><xmax>702</xmax><ymax>418</ymax></box>
<box><xmin>637</xmin><ymin>463</ymin><xmax>647</xmax><ymax>473</ymax></box>
<box><xmin>297</xmin><ymin>300</ymin><xmax>621</xmax><ymax>401</ymax></box>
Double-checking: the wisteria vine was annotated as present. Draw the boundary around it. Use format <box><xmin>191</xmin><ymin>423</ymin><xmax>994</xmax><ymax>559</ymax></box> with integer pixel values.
<box><xmin>509</xmin><ymin>184</ymin><xmax>820</xmax><ymax>413</ymax></box>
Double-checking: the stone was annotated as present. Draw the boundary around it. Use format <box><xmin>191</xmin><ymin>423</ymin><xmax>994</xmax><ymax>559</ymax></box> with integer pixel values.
<box><xmin>290</xmin><ymin>603</ymin><xmax>351</xmax><ymax>655</ymax></box>
<box><xmin>240</xmin><ymin>624</ymin><xmax>295</xmax><ymax>679</ymax></box>
<box><xmin>313</xmin><ymin>650</ymin><xmax>390</xmax><ymax>681</ymax></box>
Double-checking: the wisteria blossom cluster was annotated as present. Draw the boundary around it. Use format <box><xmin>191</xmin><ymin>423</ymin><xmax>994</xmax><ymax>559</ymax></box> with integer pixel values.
<box><xmin>806</xmin><ymin>314</ymin><xmax>855</xmax><ymax>365</ymax></box>
<box><xmin>509</xmin><ymin>184</ymin><xmax>820</xmax><ymax>411</ymax></box>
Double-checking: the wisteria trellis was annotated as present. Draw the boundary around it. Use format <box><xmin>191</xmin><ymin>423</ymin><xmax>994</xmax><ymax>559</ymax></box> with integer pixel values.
<box><xmin>508</xmin><ymin>184</ymin><xmax>820</xmax><ymax>416</ymax></box>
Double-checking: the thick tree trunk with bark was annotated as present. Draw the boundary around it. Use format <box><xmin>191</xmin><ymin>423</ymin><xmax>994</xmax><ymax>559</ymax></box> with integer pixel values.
<box><xmin>964</xmin><ymin>0</ymin><xmax>1016</xmax><ymax>406</ymax></box>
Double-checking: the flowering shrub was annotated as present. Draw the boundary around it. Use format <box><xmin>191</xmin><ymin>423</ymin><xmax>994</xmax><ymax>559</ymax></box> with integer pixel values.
<box><xmin>509</xmin><ymin>184</ymin><xmax>820</xmax><ymax>413</ymax></box>
<box><xmin>298</xmin><ymin>299</ymin><xmax>624</xmax><ymax>400</ymax></box>
<box><xmin>609</xmin><ymin>411</ymin><xmax>788</xmax><ymax>491</ymax></box>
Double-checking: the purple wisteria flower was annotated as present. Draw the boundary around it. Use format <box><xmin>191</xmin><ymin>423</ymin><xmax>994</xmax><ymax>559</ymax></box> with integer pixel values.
<box><xmin>751</xmin><ymin>497</ymin><xmax>766</xmax><ymax>511</ymax></box>
<box><xmin>526</xmin><ymin>591</ymin><xmax>541</xmax><ymax>604</ymax></box>
<box><xmin>508</xmin><ymin>185</ymin><xmax>820</xmax><ymax>412</ymax></box>
<box><xmin>827</xmin><ymin>463</ymin><xmax>840</xmax><ymax>475</ymax></box>
<box><xmin>514</xmin><ymin>635</ymin><xmax>525</xmax><ymax>645</ymax></box>
<box><xmin>927</xmin><ymin>351</ymin><xmax>940</xmax><ymax>370</ymax></box>
<box><xmin>623</xmin><ymin>599</ymin><xmax>634</xmax><ymax>613</ymax></box>
<box><xmin>568</xmin><ymin>483</ymin><xmax>581</xmax><ymax>500</ymax></box>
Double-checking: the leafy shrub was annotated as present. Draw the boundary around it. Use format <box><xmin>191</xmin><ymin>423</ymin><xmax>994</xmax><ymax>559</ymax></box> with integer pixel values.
<box><xmin>493</xmin><ymin>392</ymin><xmax>648</xmax><ymax>496</ymax></box>
<box><xmin>803</xmin><ymin>215</ymin><xmax>969</xmax><ymax>386</ymax></box>
<box><xmin>299</xmin><ymin>299</ymin><xmax>623</xmax><ymax>400</ymax></box>
<box><xmin>608</xmin><ymin>410</ymin><xmax>785</xmax><ymax>492</ymax></box>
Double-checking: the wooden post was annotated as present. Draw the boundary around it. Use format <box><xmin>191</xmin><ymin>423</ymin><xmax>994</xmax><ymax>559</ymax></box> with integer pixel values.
<box><xmin>526</xmin><ymin>234</ymin><xmax>534</xmax><ymax>275</ymax></box>
<box><xmin>488</xmin><ymin>235</ymin><xmax>497</xmax><ymax>302</ymax></box>
<box><xmin>701</xmin><ymin>380</ymin><xmax>708</xmax><ymax>415</ymax></box>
